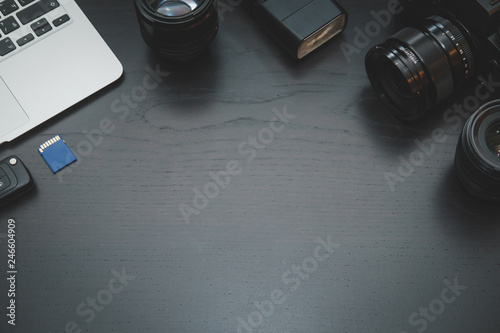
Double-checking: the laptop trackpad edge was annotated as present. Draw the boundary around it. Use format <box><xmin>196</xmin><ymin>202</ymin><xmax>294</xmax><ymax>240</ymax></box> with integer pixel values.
<box><xmin>0</xmin><ymin>76</ymin><xmax>30</xmax><ymax>140</ymax></box>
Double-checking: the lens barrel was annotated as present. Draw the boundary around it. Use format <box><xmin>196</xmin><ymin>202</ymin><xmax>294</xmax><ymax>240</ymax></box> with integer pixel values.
<box><xmin>365</xmin><ymin>16</ymin><xmax>474</xmax><ymax>120</ymax></box>
<box><xmin>134</xmin><ymin>0</ymin><xmax>219</xmax><ymax>62</ymax></box>
<box><xmin>455</xmin><ymin>100</ymin><xmax>500</xmax><ymax>201</ymax></box>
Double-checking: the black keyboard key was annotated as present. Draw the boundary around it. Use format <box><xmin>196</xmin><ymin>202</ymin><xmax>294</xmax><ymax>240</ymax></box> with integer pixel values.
<box><xmin>18</xmin><ymin>0</ymin><xmax>36</xmax><ymax>6</ymax></box>
<box><xmin>53</xmin><ymin>14</ymin><xmax>69</xmax><ymax>27</ymax></box>
<box><xmin>31</xmin><ymin>18</ymin><xmax>51</xmax><ymax>36</ymax></box>
<box><xmin>34</xmin><ymin>24</ymin><xmax>52</xmax><ymax>36</ymax></box>
<box><xmin>31</xmin><ymin>17</ymin><xmax>47</xmax><ymax>30</ymax></box>
<box><xmin>16</xmin><ymin>0</ymin><xmax>60</xmax><ymax>25</ymax></box>
<box><xmin>17</xmin><ymin>33</ymin><xmax>34</xmax><ymax>46</ymax></box>
<box><xmin>0</xmin><ymin>16</ymin><xmax>20</xmax><ymax>35</ymax></box>
<box><xmin>0</xmin><ymin>38</ymin><xmax>16</xmax><ymax>56</ymax></box>
<box><xmin>0</xmin><ymin>0</ymin><xmax>19</xmax><ymax>16</ymax></box>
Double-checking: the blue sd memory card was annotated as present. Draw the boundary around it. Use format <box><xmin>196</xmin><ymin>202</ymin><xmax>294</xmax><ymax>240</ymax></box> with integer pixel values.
<box><xmin>38</xmin><ymin>135</ymin><xmax>77</xmax><ymax>173</ymax></box>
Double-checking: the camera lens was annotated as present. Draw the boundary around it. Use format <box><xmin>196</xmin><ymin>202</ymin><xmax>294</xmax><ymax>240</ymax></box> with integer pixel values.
<box><xmin>365</xmin><ymin>16</ymin><xmax>474</xmax><ymax>120</ymax></box>
<box><xmin>455</xmin><ymin>100</ymin><xmax>500</xmax><ymax>201</ymax></box>
<box><xmin>134</xmin><ymin>0</ymin><xmax>219</xmax><ymax>62</ymax></box>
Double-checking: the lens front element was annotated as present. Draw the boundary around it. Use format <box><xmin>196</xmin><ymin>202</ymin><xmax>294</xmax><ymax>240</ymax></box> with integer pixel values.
<box><xmin>486</xmin><ymin>122</ymin><xmax>500</xmax><ymax>158</ymax></box>
<box><xmin>149</xmin><ymin>0</ymin><xmax>202</xmax><ymax>16</ymax></box>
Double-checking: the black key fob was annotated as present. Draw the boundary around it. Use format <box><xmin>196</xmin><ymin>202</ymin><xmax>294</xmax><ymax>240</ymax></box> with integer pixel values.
<box><xmin>0</xmin><ymin>155</ymin><xmax>34</xmax><ymax>207</ymax></box>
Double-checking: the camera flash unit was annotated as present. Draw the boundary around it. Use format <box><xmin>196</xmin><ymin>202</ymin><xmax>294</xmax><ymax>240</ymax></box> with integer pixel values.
<box><xmin>245</xmin><ymin>0</ymin><xmax>348</xmax><ymax>60</ymax></box>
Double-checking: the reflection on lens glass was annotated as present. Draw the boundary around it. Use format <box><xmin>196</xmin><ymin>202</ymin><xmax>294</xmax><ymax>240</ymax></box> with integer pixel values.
<box><xmin>371</xmin><ymin>55</ymin><xmax>417</xmax><ymax>117</ymax></box>
<box><xmin>149</xmin><ymin>0</ymin><xmax>201</xmax><ymax>16</ymax></box>
<box><xmin>486</xmin><ymin>122</ymin><xmax>500</xmax><ymax>158</ymax></box>
<box><xmin>385</xmin><ymin>61</ymin><xmax>412</xmax><ymax>99</ymax></box>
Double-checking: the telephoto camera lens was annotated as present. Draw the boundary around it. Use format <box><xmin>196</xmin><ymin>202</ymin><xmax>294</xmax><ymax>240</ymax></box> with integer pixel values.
<box><xmin>455</xmin><ymin>100</ymin><xmax>500</xmax><ymax>201</ymax></box>
<box><xmin>365</xmin><ymin>15</ymin><xmax>475</xmax><ymax>120</ymax></box>
<box><xmin>134</xmin><ymin>0</ymin><xmax>219</xmax><ymax>62</ymax></box>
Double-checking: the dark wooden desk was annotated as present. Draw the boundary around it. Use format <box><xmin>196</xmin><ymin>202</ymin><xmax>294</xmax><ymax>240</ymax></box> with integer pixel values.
<box><xmin>1</xmin><ymin>0</ymin><xmax>500</xmax><ymax>332</ymax></box>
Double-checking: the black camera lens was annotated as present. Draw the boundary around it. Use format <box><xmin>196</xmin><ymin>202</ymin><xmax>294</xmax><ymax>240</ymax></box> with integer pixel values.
<box><xmin>365</xmin><ymin>16</ymin><xmax>474</xmax><ymax>120</ymax></box>
<box><xmin>455</xmin><ymin>100</ymin><xmax>500</xmax><ymax>201</ymax></box>
<box><xmin>134</xmin><ymin>0</ymin><xmax>219</xmax><ymax>62</ymax></box>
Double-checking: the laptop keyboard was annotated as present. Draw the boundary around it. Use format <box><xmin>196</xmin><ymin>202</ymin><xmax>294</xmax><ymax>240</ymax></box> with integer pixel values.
<box><xmin>0</xmin><ymin>0</ymin><xmax>70</xmax><ymax>61</ymax></box>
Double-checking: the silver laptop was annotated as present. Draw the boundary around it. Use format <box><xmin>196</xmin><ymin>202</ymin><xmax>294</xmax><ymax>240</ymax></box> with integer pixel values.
<box><xmin>0</xmin><ymin>0</ymin><xmax>123</xmax><ymax>144</ymax></box>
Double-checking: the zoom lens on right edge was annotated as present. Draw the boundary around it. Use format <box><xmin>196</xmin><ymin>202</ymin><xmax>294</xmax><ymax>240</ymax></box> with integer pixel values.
<box><xmin>365</xmin><ymin>15</ymin><xmax>474</xmax><ymax>120</ymax></box>
<box><xmin>455</xmin><ymin>100</ymin><xmax>500</xmax><ymax>201</ymax></box>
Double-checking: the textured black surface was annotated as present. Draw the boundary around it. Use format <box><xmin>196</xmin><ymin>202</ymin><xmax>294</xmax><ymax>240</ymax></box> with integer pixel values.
<box><xmin>1</xmin><ymin>0</ymin><xmax>500</xmax><ymax>332</ymax></box>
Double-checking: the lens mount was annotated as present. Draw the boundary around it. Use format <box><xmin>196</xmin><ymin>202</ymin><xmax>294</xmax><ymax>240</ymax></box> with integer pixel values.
<box><xmin>455</xmin><ymin>99</ymin><xmax>500</xmax><ymax>201</ymax></box>
<box><xmin>365</xmin><ymin>15</ymin><xmax>474</xmax><ymax>120</ymax></box>
<box><xmin>134</xmin><ymin>0</ymin><xmax>219</xmax><ymax>62</ymax></box>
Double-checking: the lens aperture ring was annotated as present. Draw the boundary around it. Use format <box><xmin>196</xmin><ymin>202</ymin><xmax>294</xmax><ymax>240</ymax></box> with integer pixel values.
<box><xmin>428</xmin><ymin>16</ymin><xmax>474</xmax><ymax>84</ymax></box>
<box><xmin>152</xmin><ymin>23</ymin><xmax>218</xmax><ymax>60</ymax></box>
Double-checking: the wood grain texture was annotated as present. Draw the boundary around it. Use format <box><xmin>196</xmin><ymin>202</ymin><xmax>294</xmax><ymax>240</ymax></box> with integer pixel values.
<box><xmin>1</xmin><ymin>0</ymin><xmax>499</xmax><ymax>332</ymax></box>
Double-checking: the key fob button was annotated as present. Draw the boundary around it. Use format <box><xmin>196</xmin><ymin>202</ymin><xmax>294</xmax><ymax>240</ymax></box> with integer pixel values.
<box><xmin>0</xmin><ymin>168</ymin><xmax>12</xmax><ymax>193</ymax></box>
<box><xmin>0</xmin><ymin>156</ymin><xmax>33</xmax><ymax>207</ymax></box>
